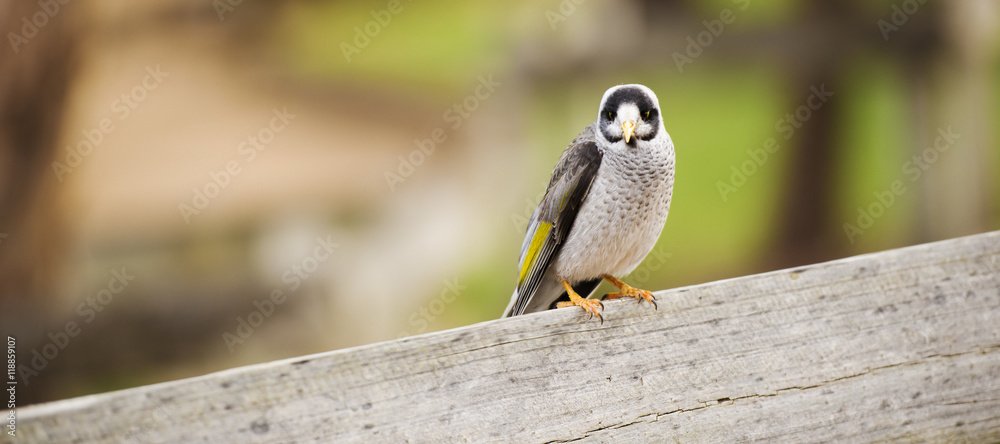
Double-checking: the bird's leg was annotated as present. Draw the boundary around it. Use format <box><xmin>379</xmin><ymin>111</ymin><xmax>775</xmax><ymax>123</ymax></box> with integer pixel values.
<box><xmin>601</xmin><ymin>274</ymin><xmax>657</xmax><ymax>309</ymax></box>
<box><xmin>555</xmin><ymin>279</ymin><xmax>604</xmax><ymax>322</ymax></box>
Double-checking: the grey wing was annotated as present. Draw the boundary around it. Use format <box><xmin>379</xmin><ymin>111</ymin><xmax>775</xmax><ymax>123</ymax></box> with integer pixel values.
<box><xmin>504</xmin><ymin>139</ymin><xmax>603</xmax><ymax>317</ymax></box>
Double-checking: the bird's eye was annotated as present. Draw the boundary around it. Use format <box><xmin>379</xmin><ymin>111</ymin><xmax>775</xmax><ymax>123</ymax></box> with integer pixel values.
<box><xmin>644</xmin><ymin>110</ymin><xmax>650</xmax><ymax>119</ymax></box>
<box><xmin>607</xmin><ymin>111</ymin><xmax>615</xmax><ymax>120</ymax></box>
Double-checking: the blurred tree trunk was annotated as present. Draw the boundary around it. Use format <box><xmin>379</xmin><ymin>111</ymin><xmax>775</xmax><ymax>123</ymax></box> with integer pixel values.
<box><xmin>768</xmin><ymin>0</ymin><xmax>855</xmax><ymax>267</ymax></box>
<box><xmin>0</xmin><ymin>3</ymin><xmax>77</xmax><ymax>338</ymax></box>
<box><xmin>914</xmin><ymin>0</ymin><xmax>997</xmax><ymax>240</ymax></box>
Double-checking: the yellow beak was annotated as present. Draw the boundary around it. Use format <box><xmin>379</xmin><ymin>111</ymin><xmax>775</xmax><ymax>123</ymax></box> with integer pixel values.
<box><xmin>621</xmin><ymin>120</ymin><xmax>636</xmax><ymax>143</ymax></box>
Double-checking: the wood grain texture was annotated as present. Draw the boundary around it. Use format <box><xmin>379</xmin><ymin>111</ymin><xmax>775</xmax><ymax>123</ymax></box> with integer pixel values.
<box><xmin>14</xmin><ymin>232</ymin><xmax>1000</xmax><ymax>443</ymax></box>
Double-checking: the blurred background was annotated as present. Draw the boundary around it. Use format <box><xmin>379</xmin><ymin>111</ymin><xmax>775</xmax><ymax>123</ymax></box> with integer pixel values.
<box><xmin>1</xmin><ymin>0</ymin><xmax>997</xmax><ymax>405</ymax></box>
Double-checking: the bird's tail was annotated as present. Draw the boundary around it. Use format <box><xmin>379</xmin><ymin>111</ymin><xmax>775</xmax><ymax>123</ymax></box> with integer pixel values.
<box><xmin>502</xmin><ymin>289</ymin><xmax>519</xmax><ymax>318</ymax></box>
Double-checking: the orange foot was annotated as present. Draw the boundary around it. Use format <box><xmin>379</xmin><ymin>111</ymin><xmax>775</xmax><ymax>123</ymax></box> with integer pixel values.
<box><xmin>555</xmin><ymin>279</ymin><xmax>604</xmax><ymax>323</ymax></box>
<box><xmin>601</xmin><ymin>274</ymin><xmax>657</xmax><ymax>309</ymax></box>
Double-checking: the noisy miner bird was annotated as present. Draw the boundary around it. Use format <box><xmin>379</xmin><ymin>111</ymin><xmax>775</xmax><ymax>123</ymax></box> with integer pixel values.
<box><xmin>504</xmin><ymin>84</ymin><xmax>675</xmax><ymax>321</ymax></box>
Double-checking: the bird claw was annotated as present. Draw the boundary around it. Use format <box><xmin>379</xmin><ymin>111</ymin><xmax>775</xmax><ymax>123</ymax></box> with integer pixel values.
<box><xmin>604</xmin><ymin>287</ymin><xmax>657</xmax><ymax>309</ymax></box>
<box><xmin>557</xmin><ymin>297</ymin><xmax>604</xmax><ymax>323</ymax></box>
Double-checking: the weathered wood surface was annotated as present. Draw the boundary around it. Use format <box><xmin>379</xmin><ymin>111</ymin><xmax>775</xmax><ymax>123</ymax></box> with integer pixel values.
<box><xmin>14</xmin><ymin>231</ymin><xmax>1000</xmax><ymax>443</ymax></box>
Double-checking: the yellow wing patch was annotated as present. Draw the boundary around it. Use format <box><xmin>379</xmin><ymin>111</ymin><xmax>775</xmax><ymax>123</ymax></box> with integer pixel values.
<box><xmin>518</xmin><ymin>222</ymin><xmax>552</xmax><ymax>286</ymax></box>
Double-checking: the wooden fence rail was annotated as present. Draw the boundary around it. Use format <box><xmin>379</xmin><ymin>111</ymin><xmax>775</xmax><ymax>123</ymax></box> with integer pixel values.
<box><xmin>13</xmin><ymin>231</ymin><xmax>1000</xmax><ymax>443</ymax></box>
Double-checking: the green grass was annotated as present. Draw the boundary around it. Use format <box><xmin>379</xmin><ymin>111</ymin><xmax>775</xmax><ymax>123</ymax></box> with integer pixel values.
<box><xmin>275</xmin><ymin>1</ymin><xmax>513</xmax><ymax>91</ymax></box>
<box><xmin>834</xmin><ymin>53</ymin><xmax>912</xmax><ymax>250</ymax></box>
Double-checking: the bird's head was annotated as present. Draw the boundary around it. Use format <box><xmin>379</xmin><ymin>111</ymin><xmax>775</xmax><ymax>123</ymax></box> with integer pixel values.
<box><xmin>596</xmin><ymin>84</ymin><xmax>666</xmax><ymax>149</ymax></box>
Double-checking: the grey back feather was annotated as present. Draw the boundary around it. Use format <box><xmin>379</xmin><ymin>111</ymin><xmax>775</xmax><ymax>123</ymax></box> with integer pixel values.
<box><xmin>506</xmin><ymin>125</ymin><xmax>604</xmax><ymax>317</ymax></box>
